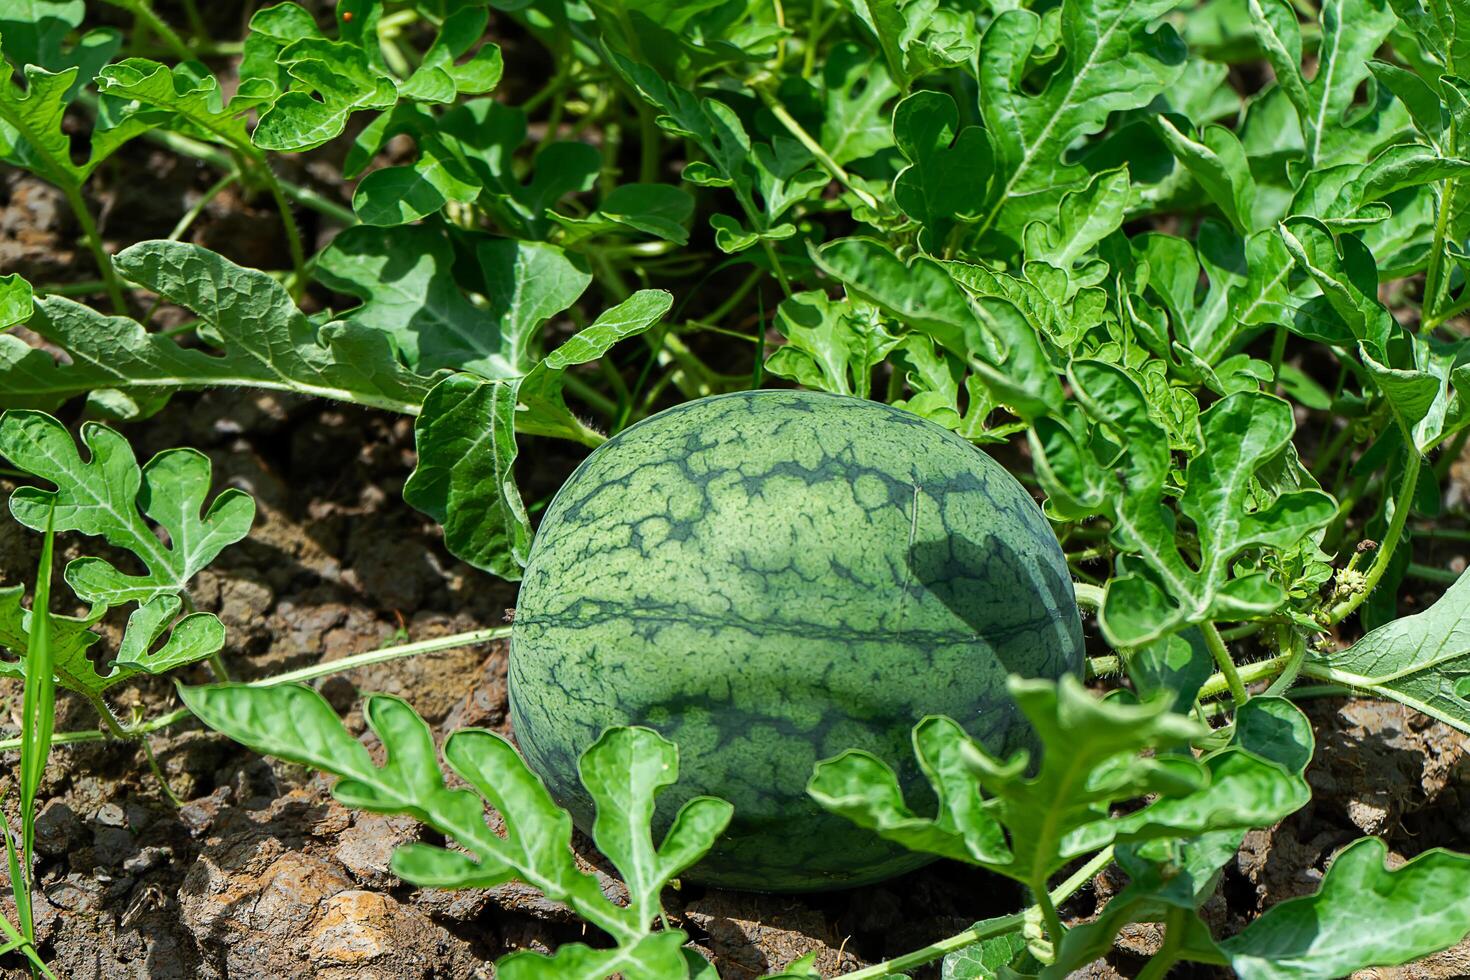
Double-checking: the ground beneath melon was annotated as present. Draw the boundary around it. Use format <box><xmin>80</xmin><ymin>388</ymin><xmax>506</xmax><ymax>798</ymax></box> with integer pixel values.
<box><xmin>5</xmin><ymin>118</ymin><xmax>1470</xmax><ymax>979</ymax></box>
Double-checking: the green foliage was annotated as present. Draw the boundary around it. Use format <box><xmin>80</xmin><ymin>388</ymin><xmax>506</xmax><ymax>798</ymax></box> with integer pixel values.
<box><xmin>5</xmin><ymin>0</ymin><xmax>1470</xmax><ymax>973</ymax></box>
<box><xmin>1312</xmin><ymin>567</ymin><xmax>1470</xmax><ymax>730</ymax></box>
<box><xmin>316</xmin><ymin>226</ymin><xmax>593</xmax><ymax>377</ymax></box>
<box><xmin>3</xmin><ymin>411</ymin><xmax>252</xmax><ymax>604</ymax></box>
<box><xmin>180</xmin><ymin>683</ymin><xmax>731</xmax><ymax>979</ymax></box>
<box><xmin>0</xmin><ymin>410</ymin><xmax>249</xmax><ymax>710</ymax></box>
<box><xmin>1219</xmin><ymin>837</ymin><xmax>1470</xmax><ymax>979</ymax></box>
<box><xmin>1035</xmin><ymin>362</ymin><xmax>1335</xmax><ymax>646</ymax></box>
<box><xmin>0</xmin><ymin>274</ymin><xmax>32</xmax><ymax>328</ymax></box>
<box><xmin>2</xmin><ymin>241</ymin><xmax>434</xmax><ymax>415</ymax></box>
<box><xmin>809</xmin><ymin>677</ymin><xmax>1310</xmax><ymax>899</ymax></box>
<box><xmin>403</xmin><ymin>289</ymin><xmax>671</xmax><ymax>575</ymax></box>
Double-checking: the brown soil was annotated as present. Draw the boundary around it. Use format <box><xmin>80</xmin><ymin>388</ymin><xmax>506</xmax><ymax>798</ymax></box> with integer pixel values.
<box><xmin>3</xmin><ymin>37</ymin><xmax>1470</xmax><ymax>975</ymax></box>
<box><xmin>2</xmin><ymin>378</ymin><xmax>1467</xmax><ymax>978</ymax></box>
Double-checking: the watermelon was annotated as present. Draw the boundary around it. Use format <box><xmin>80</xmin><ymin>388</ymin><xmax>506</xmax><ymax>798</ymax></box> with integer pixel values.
<box><xmin>509</xmin><ymin>390</ymin><xmax>1082</xmax><ymax>891</ymax></box>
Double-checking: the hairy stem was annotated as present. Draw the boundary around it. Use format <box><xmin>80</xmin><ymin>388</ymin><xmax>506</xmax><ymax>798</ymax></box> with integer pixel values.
<box><xmin>758</xmin><ymin>237</ymin><xmax>794</xmax><ymax>297</ymax></box>
<box><xmin>1325</xmin><ymin>449</ymin><xmax>1421</xmax><ymax>626</ymax></box>
<box><xmin>1197</xmin><ymin>652</ymin><xmax>1293</xmax><ymax>701</ymax></box>
<box><xmin>841</xmin><ymin>847</ymin><xmax>1115</xmax><ymax>979</ymax></box>
<box><xmin>61</xmin><ymin>184</ymin><xmax>127</xmax><ymax>313</ymax></box>
<box><xmin>167</xmin><ymin>171</ymin><xmax>238</xmax><ymax>242</ymax></box>
<box><xmin>250</xmin><ymin>626</ymin><xmax>512</xmax><ymax>687</ymax></box>
<box><xmin>637</xmin><ymin>103</ymin><xmax>661</xmax><ymax>184</ymax></box>
<box><xmin>1034</xmin><ymin>884</ymin><xmax>1067</xmax><ymax>951</ymax></box>
<box><xmin>136</xmin><ymin>126</ymin><xmax>358</xmax><ymax>225</ymax></box>
<box><xmin>255</xmin><ymin>160</ymin><xmax>309</xmax><ymax>298</ymax></box>
<box><xmin>1423</xmin><ymin>134</ymin><xmax>1459</xmax><ymax>329</ymax></box>
<box><xmin>1201</xmin><ymin>620</ymin><xmax>1249</xmax><ymax>705</ymax></box>
<box><xmin>109</xmin><ymin>0</ymin><xmax>193</xmax><ymax>60</ymax></box>
<box><xmin>1263</xmin><ymin>627</ymin><xmax>1307</xmax><ymax>697</ymax></box>
<box><xmin>208</xmin><ymin>651</ymin><xmax>232</xmax><ymax>683</ymax></box>
<box><xmin>1268</xmin><ymin>324</ymin><xmax>1288</xmax><ymax>393</ymax></box>
<box><xmin>1072</xmin><ymin>581</ymin><xmax>1104</xmax><ymax>609</ymax></box>
<box><xmin>755</xmin><ymin>87</ymin><xmax>881</xmax><ymax>210</ymax></box>
<box><xmin>1406</xmin><ymin>562</ymin><xmax>1460</xmax><ymax>584</ymax></box>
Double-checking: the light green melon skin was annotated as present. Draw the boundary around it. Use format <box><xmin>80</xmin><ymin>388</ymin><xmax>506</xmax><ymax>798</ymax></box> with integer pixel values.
<box><xmin>509</xmin><ymin>390</ymin><xmax>1082</xmax><ymax>891</ymax></box>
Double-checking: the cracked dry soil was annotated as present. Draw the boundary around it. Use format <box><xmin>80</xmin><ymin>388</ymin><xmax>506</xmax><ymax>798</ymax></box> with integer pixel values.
<box><xmin>1</xmin><ymin>389</ymin><xmax>1468</xmax><ymax>979</ymax></box>
<box><xmin>6</xmin><ymin>133</ymin><xmax>1470</xmax><ymax>977</ymax></box>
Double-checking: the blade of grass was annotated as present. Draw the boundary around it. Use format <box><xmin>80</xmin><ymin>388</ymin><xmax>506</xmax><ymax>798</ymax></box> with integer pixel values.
<box><xmin>12</xmin><ymin>504</ymin><xmax>57</xmax><ymax>976</ymax></box>
<box><xmin>2</xmin><ymin>820</ymin><xmax>27</xmax><ymax>952</ymax></box>
<box><xmin>0</xmin><ymin>905</ymin><xmax>54</xmax><ymax>978</ymax></box>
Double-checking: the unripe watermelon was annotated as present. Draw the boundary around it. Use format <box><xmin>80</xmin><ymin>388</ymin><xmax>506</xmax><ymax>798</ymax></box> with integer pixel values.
<box><xmin>509</xmin><ymin>390</ymin><xmax>1082</xmax><ymax>891</ymax></box>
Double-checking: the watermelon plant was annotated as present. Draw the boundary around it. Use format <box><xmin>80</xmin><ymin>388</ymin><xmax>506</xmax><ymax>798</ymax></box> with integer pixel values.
<box><xmin>4</xmin><ymin>0</ymin><xmax>1470</xmax><ymax>976</ymax></box>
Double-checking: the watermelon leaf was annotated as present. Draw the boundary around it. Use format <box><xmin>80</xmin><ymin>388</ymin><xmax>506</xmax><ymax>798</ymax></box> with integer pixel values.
<box><xmin>1220</xmin><ymin>837</ymin><xmax>1470</xmax><ymax>979</ymax></box>
<box><xmin>495</xmin><ymin>932</ymin><xmax>691</xmax><ymax>980</ymax></box>
<box><xmin>809</xmin><ymin>677</ymin><xmax>1311</xmax><ymax>914</ymax></box>
<box><xmin>1307</xmin><ymin>567</ymin><xmax>1470</xmax><ymax>733</ymax></box>
<box><xmin>0</xmin><ymin>411</ymin><xmax>253</xmax><ymax>605</ymax></box>
<box><xmin>764</xmin><ymin>291</ymin><xmax>902</xmax><ymax>399</ymax></box>
<box><xmin>179</xmin><ymin>682</ymin><xmax>732</xmax><ymax>978</ymax></box>
<box><xmin>404</xmin><ymin>375</ymin><xmax>531</xmax><ymax>580</ymax></box>
<box><xmin>811</xmin><ymin>238</ymin><xmax>1065</xmax><ymax>420</ymax></box>
<box><xmin>968</xmin><ymin>0</ymin><xmax>1187</xmax><ymax>244</ymax></box>
<box><xmin>1279</xmin><ymin>217</ymin><xmax>1470</xmax><ymax>452</ymax></box>
<box><xmin>1042</xmin><ymin>697</ymin><xmax>1316</xmax><ymax>977</ymax></box>
<box><xmin>549</xmin><ymin>182</ymin><xmax>695</xmax><ymax>246</ymax></box>
<box><xmin>315</xmin><ymin>226</ymin><xmax>593</xmax><ymax>377</ymax></box>
<box><xmin>252</xmin><ymin>38</ymin><xmax>397</xmax><ymax>151</ymax></box>
<box><xmin>0</xmin><ymin>273</ymin><xmax>31</xmax><ymax>329</ymax></box>
<box><xmin>404</xmin><ymin>290</ymin><xmax>671</xmax><ymax>576</ymax></box>
<box><xmin>1046</xmin><ymin>361</ymin><xmax>1336</xmax><ymax>646</ymax></box>
<box><xmin>0</xmin><ymin>240</ymin><xmax>437</xmax><ymax>416</ymax></box>
<box><xmin>0</xmin><ymin>410</ymin><xmax>245</xmax><ymax>700</ymax></box>
<box><xmin>579</xmin><ymin>727</ymin><xmax>735</xmax><ymax>935</ymax></box>
<box><xmin>1247</xmin><ymin>0</ymin><xmax>1401</xmax><ymax>168</ymax></box>
<box><xmin>890</xmin><ymin>89</ymin><xmax>994</xmax><ymax>253</ymax></box>
<box><xmin>94</xmin><ymin>58</ymin><xmax>272</xmax><ymax>159</ymax></box>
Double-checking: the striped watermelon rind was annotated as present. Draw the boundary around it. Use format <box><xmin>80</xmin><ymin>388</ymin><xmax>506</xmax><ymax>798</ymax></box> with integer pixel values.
<box><xmin>510</xmin><ymin>390</ymin><xmax>1082</xmax><ymax>891</ymax></box>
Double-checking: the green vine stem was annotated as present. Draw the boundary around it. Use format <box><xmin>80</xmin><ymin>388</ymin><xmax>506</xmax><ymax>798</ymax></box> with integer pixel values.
<box><xmin>61</xmin><ymin>184</ymin><xmax>128</xmax><ymax>313</ymax></box>
<box><xmin>753</xmin><ymin>84</ymin><xmax>881</xmax><ymax>211</ymax></box>
<box><xmin>841</xmin><ymin>847</ymin><xmax>1116</xmax><ymax>979</ymax></box>
<box><xmin>1263</xmin><ymin>627</ymin><xmax>1307</xmax><ymax>697</ymax></box>
<box><xmin>1197</xmin><ymin>651</ymin><xmax>1293</xmax><ymax>701</ymax></box>
<box><xmin>106</xmin><ymin>0</ymin><xmax>193</xmax><ymax>61</ymax></box>
<box><xmin>1325</xmin><ymin>449</ymin><xmax>1422</xmax><ymax>626</ymax></box>
<box><xmin>134</xmin><ymin>125</ymin><xmax>358</xmax><ymax>226</ymax></box>
<box><xmin>0</xmin><ymin>626</ymin><xmax>512</xmax><ymax>752</ymax></box>
<box><xmin>1407</xmin><ymin>562</ymin><xmax>1461</xmax><ymax>584</ymax></box>
<box><xmin>258</xmin><ymin>162</ymin><xmax>309</xmax><ymax>299</ymax></box>
<box><xmin>1422</xmin><ymin>117</ymin><xmax>1459</xmax><ymax>330</ymax></box>
<box><xmin>1072</xmin><ymin>581</ymin><xmax>1104</xmax><ymax>609</ymax></box>
<box><xmin>167</xmin><ymin>172</ymin><xmax>240</xmax><ymax>241</ymax></box>
<box><xmin>1201</xmin><ymin>621</ymin><xmax>1249</xmax><ymax>705</ymax></box>
<box><xmin>1033</xmin><ymin>883</ymin><xmax>1068</xmax><ymax>954</ymax></box>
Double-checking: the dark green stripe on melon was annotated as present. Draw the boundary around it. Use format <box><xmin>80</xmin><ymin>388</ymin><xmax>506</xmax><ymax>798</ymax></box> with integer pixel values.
<box><xmin>510</xmin><ymin>390</ymin><xmax>1082</xmax><ymax>891</ymax></box>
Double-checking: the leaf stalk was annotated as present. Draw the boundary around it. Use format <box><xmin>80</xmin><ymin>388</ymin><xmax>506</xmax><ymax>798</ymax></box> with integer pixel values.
<box><xmin>1325</xmin><ymin>449</ymin><xmax>1421</xmax><ymax>626</ymax></box>
<box><xmin>1202</xmin><ymin>620</ymin><xmax>1249</xmax><ymax>705</ymax></box>
<box><xmin>839</xmin><ymin>847</ymin><xmax>1115</xmax><ymax>979</ymax></box>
